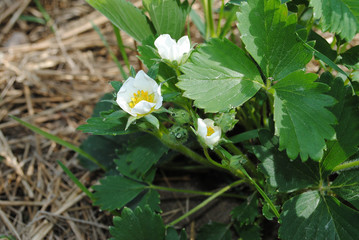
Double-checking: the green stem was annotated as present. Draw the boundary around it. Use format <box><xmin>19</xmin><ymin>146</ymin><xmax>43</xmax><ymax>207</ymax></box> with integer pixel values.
<box><xmin>216</xmin><ymin>0</ymin><xmax>225</xmax><ymax>37</ymax></box>
<box><xmin>175</xmin><ymin>67</ymin><xmax>182</xmax><ymax>77</ymax></box>
<box><xmin>207</xmin><ymin>0</ymin><xmax>215</xmax><ymax>37</ymax></box>
<box><xmin>113</xmin><ymin>25</ymin><xmax>130</xmax><ymax>71</ymax></box>
<box><xmin>166</xmin><ymin>179</ymin><xmax>245</xmax><ymax>227</ymax></box>
<box><xmin>333</xmin><ymin>160</ymin><xmax>359</xmax><ymax>172</ymax></box>
<box><xmin>201</xmin><ymin>0</ymin><xmax>214</xmax><ymax>40</ymax></box>
<box><xmin>147</xmin><ymin>184</ymin><xmax>246</xmax><ymax>199</ymax></box>
<box><xmin>217</xmin><ymin>146</ymin><xmax>280</xmax><ymax>219</ymax></box>
<box><xmin>203</xmin><ymin>148</ymin><xmax>227</xmax><ymax>170</ymax></box>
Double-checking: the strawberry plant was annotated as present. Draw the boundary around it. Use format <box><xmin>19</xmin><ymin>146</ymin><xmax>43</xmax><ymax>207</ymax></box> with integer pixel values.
<box><xmin>15</xmin><ymin>0</ymin><xmax>359</xmax><ymax>239</ymax></box>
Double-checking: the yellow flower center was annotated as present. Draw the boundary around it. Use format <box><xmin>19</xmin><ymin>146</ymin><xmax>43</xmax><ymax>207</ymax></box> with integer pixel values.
<box><xmin>207</xmin><ymin>126</ymin><xmax>215</xmax><ymax>136</ymax></box>
<box><xmin>129</xmin><ymin>90</ymin><xmax>155</xmax><ymax>108</ymax></box>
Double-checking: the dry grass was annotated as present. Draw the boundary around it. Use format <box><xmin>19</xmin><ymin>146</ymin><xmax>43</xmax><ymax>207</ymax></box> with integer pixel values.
<box><xmin>0</xmin><ymin>0</ymin><xmax>140</xmax><ymax>238</ymax></box>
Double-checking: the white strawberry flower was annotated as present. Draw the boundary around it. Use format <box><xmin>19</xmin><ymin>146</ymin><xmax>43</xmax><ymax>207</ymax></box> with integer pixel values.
<box><xmin>197</xmin><ymin>118</ymin><xmax>221</xmax><ymax>149</ymax></box>
<box><xmin>116</xmin><ymin>70</ymin><xmax>162</xmax><ymax>118</ymax></box>
<box><xmin>154</xmin><ymin>34</ymin><xmax>191</xmax><ymax>63</ymax></box>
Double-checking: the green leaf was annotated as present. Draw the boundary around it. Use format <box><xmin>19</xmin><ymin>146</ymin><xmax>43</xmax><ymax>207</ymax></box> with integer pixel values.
<box><xmin>272</xmin><ymin>71</ymin><xmax>337</xmax><ymax>161</ymax></box>
<box><xmin>92</xmin><ymin>175</ymin><xmax>146</xmax><ymax>211</ymax></box>
<box><xmin>320</xmin><ymin>73</ymin><xmax>359</xmax><ymax>172</ymax></box>
<box><xmin>197</xmin><ymin>222</ymin><xmax>232</xmax><ymax>240</ymax></box>
<box><xmin>115</xmin><ymin>134</ymin><xmax>167</xmax><ymax>181</ymax></box>
<box><xmin>229</xmin><ymin>129</ymin><xmax>259</xmax><ymax>143</ymax></box>
<box><xmin>231</xmin><ymin>196</ymin><xmax>258</xmax><ymax>226</ymax></box>
<box><xmin>127</xmin><ymin>188</ymin><xmax>161</xmax><ymax>212</ymax></box>
<box><xmin>237</xmin><ymin>225</ymin><xmax>261</xmax><ymax>240</ymax></box>
<box><xmin>137</xmin><ymin>45</ymin><xmax>160</xmax><ymax>69</ymax></box>
<box><xmin>85</xmin><ymin>0</ymin><xmax>154</xmax><ymax>43</ymax></box>
<box><xmin>19</xmin><ymin>15</ymin><xmax>46</xmax><ymax>24</ymax></box>
<box><xmin>340</xmin><ymin>45</ymin><xmax>359</xmax><ymax>68</ymax></box>
<box><xmin>280</xmin><ymin>191</ymin><xmax>359</xmax><ymax>240</ymax></box>
<box><xmin>144</xmin><ymin>114</ymin><xmax>160</xmax><ymax>129</ymax></box>
<box><xmin>262</xmin><ymin>202</ymin><xmax>279</xmax><ymax>220</ymax></box>
<box><xmin>253</xmin><ymin>144</ymin><xmax>320</xmax><ymax>192</ymax></box>
<box><xmin>310</xmin><ymin>0</ymin><xmax>359</xmax><ymax>41</ymax></box>
<box><xmin>143</xmin><ymin>0</ymin><xmax>189</xmax><ymax>40</ymax></box>
<box><xmin>79</xmin><ymin>93</ymin><xmax>121</xmax><ymax>170</ymax></box>
<box><xmin>110</xmin><ymin>206</ymin><xmax>165</xmax><ymax>240</ymax></box>
<box><xmin>307</xmin><ymin>30</ymin><xmax>337</xmax><ymax>62</ymax></box>
<box><xmin>237</xmin><ymin>0</ymin><xmax>312</xmax><ymax>80</ymax></box>
<box><xmin>332</xmin><ymin>169</ymin><xmax>359</xmax><ymax>209</ymax></box>
<box><xmin>111</xmin><ymin>81</ymin><xmax>123</xmax><ymax>93</ymax></box>
<box><xmin>165</xmin><ymin>227</ymin><xmax>187</xmax><ymax>240</ymax></box>
<box><xmin>214</xmin><ymin>109</ymin><xmax>239</xmax><ymax>133</ymax></box>
<box><xmin>78</xmin><ymin>135</ymin><xmax>118</xmax><ymax>171</ymax></box>
<box><xmin>297</xmin><ymin>33</ymin><xmax>350</xmax><ymax>79</ymax></box>
<box><xmin>178</xmin><ymin>38</ymin><xmax>263</xmax><ymax>113</ymax></box>
<box><xmin>77</xmin><ymin>117</ymin><xmax>135</xmax><ymax>135</ymax></box>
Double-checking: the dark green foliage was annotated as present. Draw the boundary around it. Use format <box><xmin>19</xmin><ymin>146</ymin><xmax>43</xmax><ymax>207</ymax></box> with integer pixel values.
<box><xmin>92</xmin><ymin>175</ymin><xmax>146</xmax><ymax>211</ymax></box>
<box><xmin>237</xmin><ymin>0</ymin><xmax>312</xmax><ymax>80</ymax></box>
<box><xmin>115</xmin><ymin>134</ymin><xmax>168</xmax><ymax>181</ymax></box>
<box><xmin>272</xmin><ymin>71</ymin><xmax>336</xmax><ymax>161</ymax></box>
<box><xmin>332</xmin><ymin>169</ymin><xmax>359</xmax><ymax>209</ymax></box>
<box><xmin>280</xmin><ymin>191</ymin><xmax>359</xmax><ymax>240</ymax></box>
<box><xmin>197</xmin><ymin>222</ymin><xmax>232</xmax><ymax>240</ymax></box>
<box><xmin>320</xmin><ymin>73</ymin><xmax>359</xmax><ymax>173</ymax></box>
<box><xmin>110</xmin><ymin>206</ymin><xmax>165</xmax><ymax>240</ymax></box>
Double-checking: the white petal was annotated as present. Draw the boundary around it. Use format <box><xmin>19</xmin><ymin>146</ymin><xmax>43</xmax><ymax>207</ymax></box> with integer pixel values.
<box><xmin>133</xmin><ymin>70</ymin><xmax>158</xmax><ymax>92</ymax></box>
<box><xmin>203</xmin><ymin>118</ymin><xmax>215</xmax><ymax>126</ymax></box>
<box><xmin>155</xmin><ymin>34</ymin><xmax>191</xmax><ymax>62</ymax></box>
<box><xmin>116</xmin><ymin>78</ymin><xmax>136</xmax><ymax>116</ymax></box>
<box><xmin>116</xmin><ymin>70</ymin><xmax>162</xmax><ymax>117</ymax></box>
<box><xmin>197</xmin><ymin>118</ymin><xmax>221</xmax><ymax>148</ymax></box>
<box><xmin>205</xmin><ymin>134</ymin><xmax>221</xmax><ymax>148</ymax></box>
<box><xmin>197</xmin><ymin>118</ymin><xmax>208</xmax><ymax>138</ymax></box>
<box><xmin>131</xmin><ymin>101</ymin><xmax>156</xmax><ymax>115</ymax></box>
<box><xmin>155</xmin><ymin>34</ymin><xmax>177</xmax><ymax>61</ymax></box>
<box><xmin>116</xmin><ymin>94</ymin><xmax>134</xmax><ymax>116</ymax></box>
<box><xmin>176</xmin><ymin>36</ymin><xmax>190</xmax><ymax>61</ymax></box>
<box><xmin>154</xmin><ymin>85</ymin><xmax>163</xmax><ymax>109</ymax></box>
